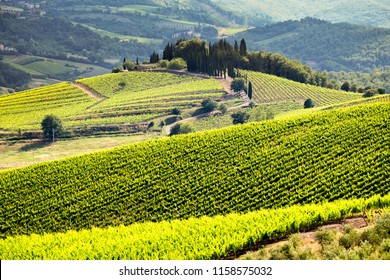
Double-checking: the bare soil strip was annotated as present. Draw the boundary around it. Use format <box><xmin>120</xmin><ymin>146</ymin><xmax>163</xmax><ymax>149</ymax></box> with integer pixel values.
<box><xmin>73</xmin><ymin>83</ymin><xmax>106</xmax><ymax>101</ymax></box>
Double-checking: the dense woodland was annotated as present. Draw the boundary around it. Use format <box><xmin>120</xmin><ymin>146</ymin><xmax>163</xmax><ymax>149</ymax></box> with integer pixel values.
<box><xmin>236</xmin><ymin>18</ymin><xmax>390</xmax><ymax>72</ymax></box>
<box><xmin>0</xmin><ymin>61</ymin><xmax>31</xmax><ymax>90</ymax></box>
<box><xmin>0</xmin><ymin>13</ymin><xmax>152</xmax><ymax>64</ymax></box>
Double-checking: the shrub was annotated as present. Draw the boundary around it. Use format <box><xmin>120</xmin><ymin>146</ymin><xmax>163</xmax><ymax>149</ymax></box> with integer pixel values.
<box><xmin>230</xmin><ymin>78</ymin><xmax>246</xmax><ymax>92</ymax></box>
<box><xmin>315</xmin><ymin>229</ymin><xmax>336</xmax><ymax>249</ymax></box>
<box><xmin>169</xmin><ymin>123</ymin><xmax>193</xmax><ymax>136</ymax></box>
<box><xmin>304</xmin><ymin>98</ymin><xmax>314</xmax><ymax>109</ymax></box>
<box><xmin>219</xmin><ymin>104</ymin><xmax>228</xmax><ymax>114</ymax></box>
<box><xmin>167</xmin><ymin>58</ymin><xmax>186</xmax><ymax>70</ymax></box>
<box><xmin>171</xmin><ymin>108</ymin><xmax>181</xmax><ymax>115</ymax></box>
<box><xmin>201</xmin><ymin>98</ymin><xmax>218</xmax><ymax>112</ymax></box>
<box><xmin>231</xmin><ymin>110</ymin><xmax>250</xmax><ymax>124</ymax></box>
<box><xmin>363</xmin><ymin>89</ymin><xmax>377</xmax><ymax>98</ymax></box>
<box><xmin>158</xmin><ymin>60</ymin><xmax>169</xmax><ymax>68</ymax></box>
<box><xmin>339</xmin><ymin>226</ymin><xmax>360</xmax><ymax>249</ymax></box>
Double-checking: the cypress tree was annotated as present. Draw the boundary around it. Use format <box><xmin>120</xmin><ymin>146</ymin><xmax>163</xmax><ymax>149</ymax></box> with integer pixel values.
<box><xmin>240</xmin><ymin>39</ymin><xmax>247</xmax><ymax>56</ymax></box>
<box><xmin>234</xmin><ymin>40</ymin><xmax>239</xmax><ymax>52</ymax></box>
<box><xmin>248</xmin><ymin>81</ymin><xmax>253</xmax><ymax>99</ymax></box>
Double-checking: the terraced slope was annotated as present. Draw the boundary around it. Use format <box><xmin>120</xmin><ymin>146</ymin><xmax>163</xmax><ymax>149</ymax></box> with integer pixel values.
<box><xmin>242</xmin><ymin>70</ymin><xmax>362</xmax><ymax>106</ymax></box>
<box><xmin>0</xmin><ymin>72</ymin><xmax>224</xmax><ymax>130</ymax></box>
<box><xmin>1</xmin><ymin>103</ymin><xmax>388</xmax><ymax>237</ymax></box>
<box><xmin>73</xmin><ymin>72</ymin><xmax>225</xmax><ymax>127</ymax></box>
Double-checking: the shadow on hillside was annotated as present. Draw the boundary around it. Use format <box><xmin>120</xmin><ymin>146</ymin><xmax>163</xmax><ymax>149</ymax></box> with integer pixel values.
<box><xmin>191</xmin><ymin>108</ymin><xmax>208</xmax><ymax>117</ymax></box>
<box><xmin>19</xmin><ymin>141</ymin><xmax>52</xmax><ymax>152</ymax></box>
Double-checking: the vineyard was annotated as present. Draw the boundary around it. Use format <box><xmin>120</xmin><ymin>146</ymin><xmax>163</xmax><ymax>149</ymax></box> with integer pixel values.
<box><xmin>0</xmin><ymin>82</ymin><xmax>95</xmax><ymax>130</ymax></box>
<box><xmin>241</xmin><ymin>70</ymin><xmax>363</xmax><ymax>106</ymax></box>
<box><xmin>73</xmin><ymin>72</ymin><xmax>225</xmax><ymax>127</ymax></box>
<box><xmin>0</xmin><ymin>195</ymin><xmax>389</xmax><ymax>260</ymax></box>
<box><xmin>0</xmin><ymin>72</ymin><xmax>224</xmax><ymax>131</ymax></box>
<box><xmin>0</xmin><ymin>103</ymin><xmax>389</xmax><ymax>238</ymax></box>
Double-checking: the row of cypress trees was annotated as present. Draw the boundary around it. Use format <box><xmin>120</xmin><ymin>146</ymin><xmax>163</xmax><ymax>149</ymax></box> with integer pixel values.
<box><xmin>153</xmin><ymin>38</ymin><xmax>330</xmax><ymax>88</ymax></box>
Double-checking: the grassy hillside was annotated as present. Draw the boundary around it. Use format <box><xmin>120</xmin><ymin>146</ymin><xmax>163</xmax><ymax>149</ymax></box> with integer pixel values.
<box><xmin>212</xmin><ymin>0</ymin><xmax>390</xmax><ymax>27</ymax></box>
<box><xmin>1</xmin><ymin>103</ymin><xmax>388</xmax><ymax>237</ymax></box>
<box><xmin>242</xmin><ymin>70</ymin><xmax>363</xmax><ymax>106</ymax></box>
<box><xmin>235</xmin><ymin>18</ymin><xmax>390</xmax><ymax>72</ymax></box>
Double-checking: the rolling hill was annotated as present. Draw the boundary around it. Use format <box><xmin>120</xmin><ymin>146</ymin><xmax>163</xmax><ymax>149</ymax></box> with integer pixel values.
<box><xmin>212</xmin><ymin>0</ymin><xmax>390</xmax><ymax>28</ymax></box>
<box><xmin>0</xmin><ymin>71</ymin><xmax>224</xmax><ymax>132</ymax></box>
<box><xmin>1</xmin><ymin>102</ymin><xmax>389</xmax><ymax>238</ymax></box>
<box><xmin>234</xmin><ymin>18</ymin><xmax>390</xmax><ymax>72</ymax></box>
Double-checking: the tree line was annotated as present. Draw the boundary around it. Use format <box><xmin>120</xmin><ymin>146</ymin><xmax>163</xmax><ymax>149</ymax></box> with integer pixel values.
<box><xmin>152</xmin><ymin>38</ymin><xmax>331</xmax><ymax>88</ymax></box>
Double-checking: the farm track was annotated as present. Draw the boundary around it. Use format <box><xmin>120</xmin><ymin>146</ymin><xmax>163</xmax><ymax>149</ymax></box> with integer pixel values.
<box><xmin>164</xmin><ymin>77</ymin><xmax>250</xmax><ymax>135</ymax></box>
<box><xmin>73</xmin><ymin>83</ymin><xmax>106</xmax><ymax>100</ymax></box>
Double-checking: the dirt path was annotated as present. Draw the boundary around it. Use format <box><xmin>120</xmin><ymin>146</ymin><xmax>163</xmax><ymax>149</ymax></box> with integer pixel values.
<box><xmin>164</xmin><ymin>77</ymin><xmax>251</xmax><ymax>135</ymax></box>
<box><xmin>73</xmin><ymin>83</ymin><xmax>106</xmax><ymax>101</ymax></box>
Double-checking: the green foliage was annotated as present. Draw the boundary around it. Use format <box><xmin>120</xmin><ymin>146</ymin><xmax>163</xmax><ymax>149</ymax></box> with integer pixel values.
<box><xmin>1</xmin><ymin>195</ymin><xmax>390</xmax><ymax>260</ymax></box>
<box><xmin>0</xmin><ymin>61</ymin><xmax>31</xmax><ymax>89</ymax></box>
<box><xmin>315</xmin><ymin>229</ymin><xmax>337</xmax><ymax>248</ymax></box>
<box><xmin>304</xmin><ymin>98</ymin><xmax>314</xmax><ymax>109</ymax></box>
<box><xmin>167</xmin><ymin>58</ymin><xmax>186</xmax><ymax>70</ymax></box>
<box><xmin>219</xmin><ymin>104</ymin><xmax>228</xmax><ymax>114</ymax></box>
<box><xmin>341</xmin><ymin>81</ymin><xmax>350</xmax><ymax>92</ymax></box>
<box><xmin>171</xmin><ymin>108</ymin><xmax>181</xmax><ymax>115</ymax></box>
<box><xmin>242</xmin><ymin>70</ymin><xmax>361</xmax><ymax>106</ymax></box>
<box><xmin>150</xmin><ymin>51</ymin><xmax>160</xmax><ymax>63</ymax></box>
<box><xmin>0</xmin><ymin>13</ymin><xmax>150</xmax><ymax>65</ymax></box>
<box><xmin>363</xmin><ymin>89</ymin><xmax>377</xmax><ymax>98</ymax></box>
<box><xmin>158</xmin><ymin>60</ymin><xmax>169</xmax><ymax>68</ymax></box>
<box><xmin>169</xmin><ymin>123</ymin><xmax>193</xmax><ymax>136</ymax></box>
<box><xmin>0</xmin><ymin>103</ymin><xmax>389</xmax><ymax>237</ymax></box>
<box><xmin>231</xmin><ymin>110</ymin><xmax>250</xmax><ymax>124</ymax></box>
<box><xmin>123</xmin><ymin>61</ymin><xmax>135</xmax><ymax>71</ymax></box>
<box><xmin>238</xmin><ymin>17</ymin><xmax>390</xmax><ymax>72</ymax></box>
<box><xmin>339</xmin><ymin>226</ymin><xmax>360</xmax><ymax>249</ymax></box>
<box><xmin>41</xmin><ymin>115</ymin><xmax>64</xmax><ymax>140</ymax></box>
<box><xmin>201</xmin><ymin>98</ymin><xmax>218</xmax><ymax>112</ymax></box>
<box><xmin>230</xmin><ymin>78</ymin><xmax>246</xmax><ymax>92</ymax></box>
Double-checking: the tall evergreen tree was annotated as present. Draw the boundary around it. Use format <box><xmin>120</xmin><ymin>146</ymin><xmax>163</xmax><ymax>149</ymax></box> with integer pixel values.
<box><xmin>240</xmin><ymin>39</ymin><xmax>247</xmax><ymax>56</ymax></box>
<box><xmin>248</xmin><ymin>81</ymin><xmax>253</xmax><ymax>99</ymax></box>
<box><xmin>234</xmin><ymin>40</ymin><xmax>239</xmax><ymax>52</ymax></box>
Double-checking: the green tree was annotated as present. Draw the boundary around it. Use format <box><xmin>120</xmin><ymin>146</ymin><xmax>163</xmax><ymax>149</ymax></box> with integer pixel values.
<box><xmin>239</xmin><ymin>38</ymin><xmax>247</xmax><ymax>56</ymax></box>
<box><xmin>167</xmin><ymin>58</ymin><xmax>186</xmax><ymax>70</ymax></box>
<box><xmin>201</xmin><ymin>98</ymin><xmax>218</xmax><ymax>112</ymax></box>
<box><xmin>150</xmin><ymin>51</ymin><xmax>159</xmax><ymax>63</ymax></box>
<box><xmin>169</xmin><ymin>123</ymin><xmax>193</xmax><ymax>136</ymax></box>
<box><xmin>248</xmin><ymin>81</ymin><xmax>253</xmax><ymax>99</ymax></box>
<box><xmin>231</xmin><ymin>110</ymin><xmax>250</xmax><ymax>124</ymax></box>
<box><xmin>230</xmin><ymin>78</ymin><xmax>246</xmax><ymax>92</ymax></box>
<box><xmin>123</xmin><ymin>61</ymin><xmax>135</xmax><ymax>70</ymax></box>
<box><xmin>341</xmin><ymin>81</ymin><xmax>350</xmax><ymax>92</ymax></box>
<box><xmin>171</xmin><ymin>108</ymin><xmax>181</xmax><ymax>115</ymax></box>
<box><xmin>41</xmin><ymin>115</ymin><xmax>64</xmax><ymax>141</ymax></box>
<box><xmin>304</xmin><ymin>98</ymin><xmax>314</xmax><ymax>108</ymax></box>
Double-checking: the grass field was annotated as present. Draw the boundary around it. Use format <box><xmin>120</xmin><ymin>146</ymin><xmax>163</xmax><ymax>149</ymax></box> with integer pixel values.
<box><xmin>0</xmin><ymin>134</ymin><xmax>161</xmax><ymax>170</ymax></box>
<box><xmin>2</xmin><ymin>55</ymin><xmax>110</xmax><ymax>79</ymax></box>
